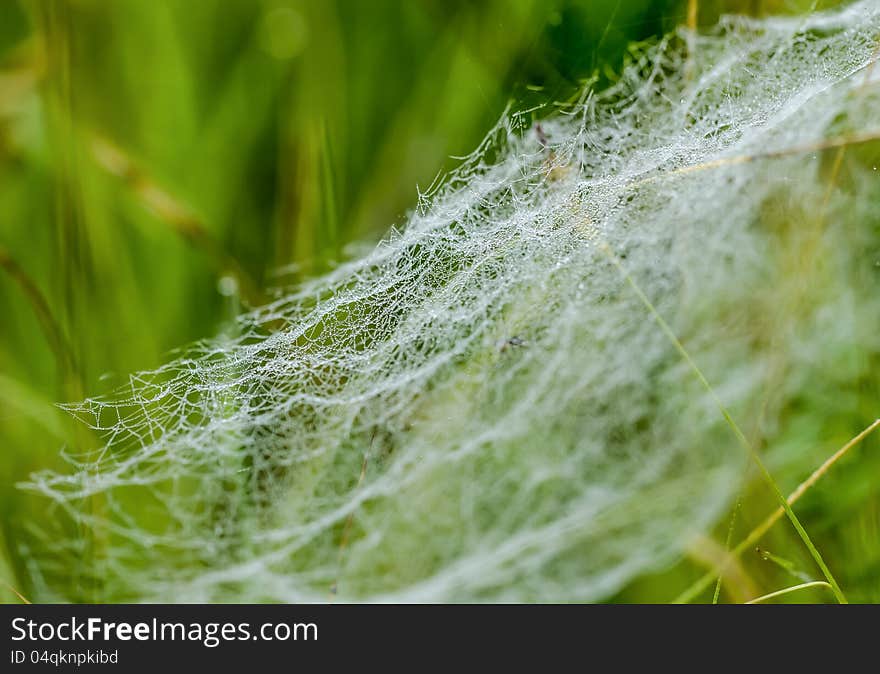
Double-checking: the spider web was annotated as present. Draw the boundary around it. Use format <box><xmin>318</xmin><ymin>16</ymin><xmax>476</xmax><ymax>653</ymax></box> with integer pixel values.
<box><xmin>24</xmin><ymin>1</ymin><xmax>880</xmax><ymax>601</ymax></box>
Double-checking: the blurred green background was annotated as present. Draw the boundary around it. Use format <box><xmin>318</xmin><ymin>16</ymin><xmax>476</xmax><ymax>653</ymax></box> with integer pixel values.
<box><xmin>0</xmin><ymin>0</ymin><xmax>865</xmax><ymax>604</ymax></box>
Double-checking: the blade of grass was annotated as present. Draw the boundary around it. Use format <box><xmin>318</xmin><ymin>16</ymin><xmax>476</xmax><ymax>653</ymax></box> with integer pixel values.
<box><xmin>0</xmin><ymin>373</ymin><xmax>66</xmax><ymax>440</ymax></box>
<box><xmin>688</xmin><ymin>533</ymin><xmax>757</xmax><ymax>603</ymax></box>
<box><xmin>684</xmin><ymin>0</ymin><xmax>699</xmax><ymax>85</ymax></box>
<box><xmin>599</xmin><ymin>243</ymin><xmax>848</xmax><ymax>604</ymax></box>
<box><xmin>90</xmin><ymin>134</ymin><xmax>263</xmax><ymax>307</ymax></box>
<box><xmin>757</xmin><ymin>547</ymin><xmax>812</xmax><ymax>583</ymax></box>
<box><xmin>674</xmin><ymin>418</ymin><xmax>880</xmax><ymax>603</ymax></box>
<box><xmin>1</xmin><ymin>579</ymin><xmax>31</xmax><ymax>605</ymax></box>
<box><xmin>0</xmin><ymin>247</ymin><xmax>76</xmax><ymax>378</ymax></box>
<box><xmin>713</xmin><ymin>497</ymin><xmax>740</xmax><ymax>604</ymax></box>
<box><xmin>745</xmin><ymin>581</ymin><xmax>831</xmax><ymax>604</ymax></box>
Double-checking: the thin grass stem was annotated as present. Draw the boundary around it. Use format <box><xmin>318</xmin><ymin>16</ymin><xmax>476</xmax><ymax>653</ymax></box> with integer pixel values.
<box><xmin>1</xmin><ymin>579</ymin><xmax>31</xmax><ymax>604</ymax></box>
<box><xmin>599</xmin><ymin>243</ymin><xmax>848</xmax><ymax>604</ymax></box>
<box><xmin>0</xmin><ymin>247</ymin><xmax>76</xmax><ymax>378</ymax></box>
<box><xmin>745</xmin><ymin>581</ymin><xmax>831</xmax><ymax>604</ymax></box>
<box><xmin>674</xmin><ymin>418</ymin><xmax>879</xmax><ymax>603</ymax></box>
<box><xmin>713</xmin><ymin>498</ymin><xmax>740</xmax><ymax>604</ymax></box>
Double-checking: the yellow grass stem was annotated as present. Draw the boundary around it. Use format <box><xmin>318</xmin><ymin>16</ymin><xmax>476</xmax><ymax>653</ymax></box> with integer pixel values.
<box><xmin>599</xmin><ymin>243</ymin><xmax>849</xmax><ymax>604</ymax></box>
<box><xmin>674</xmin><ymin>419</ymin><xmax>880</xmax><ymax>603</ymax></box>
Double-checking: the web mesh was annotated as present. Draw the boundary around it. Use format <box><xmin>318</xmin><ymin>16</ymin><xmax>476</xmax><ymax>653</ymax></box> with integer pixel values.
<box><xmin>24</xmin><ymin>2</ymin><xmax>880</xmax><ymax>601</ymax></box>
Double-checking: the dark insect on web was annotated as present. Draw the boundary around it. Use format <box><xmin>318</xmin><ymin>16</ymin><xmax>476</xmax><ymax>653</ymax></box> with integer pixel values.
<box><xmin>534</xmin><ymin>122</ymin><xmax>549</xmax><ymax>149</ymax></box>
<box><xmin>498</xmin><ymin>336</ymin><xmax>528</xmax><ymax>353</ymax></box>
